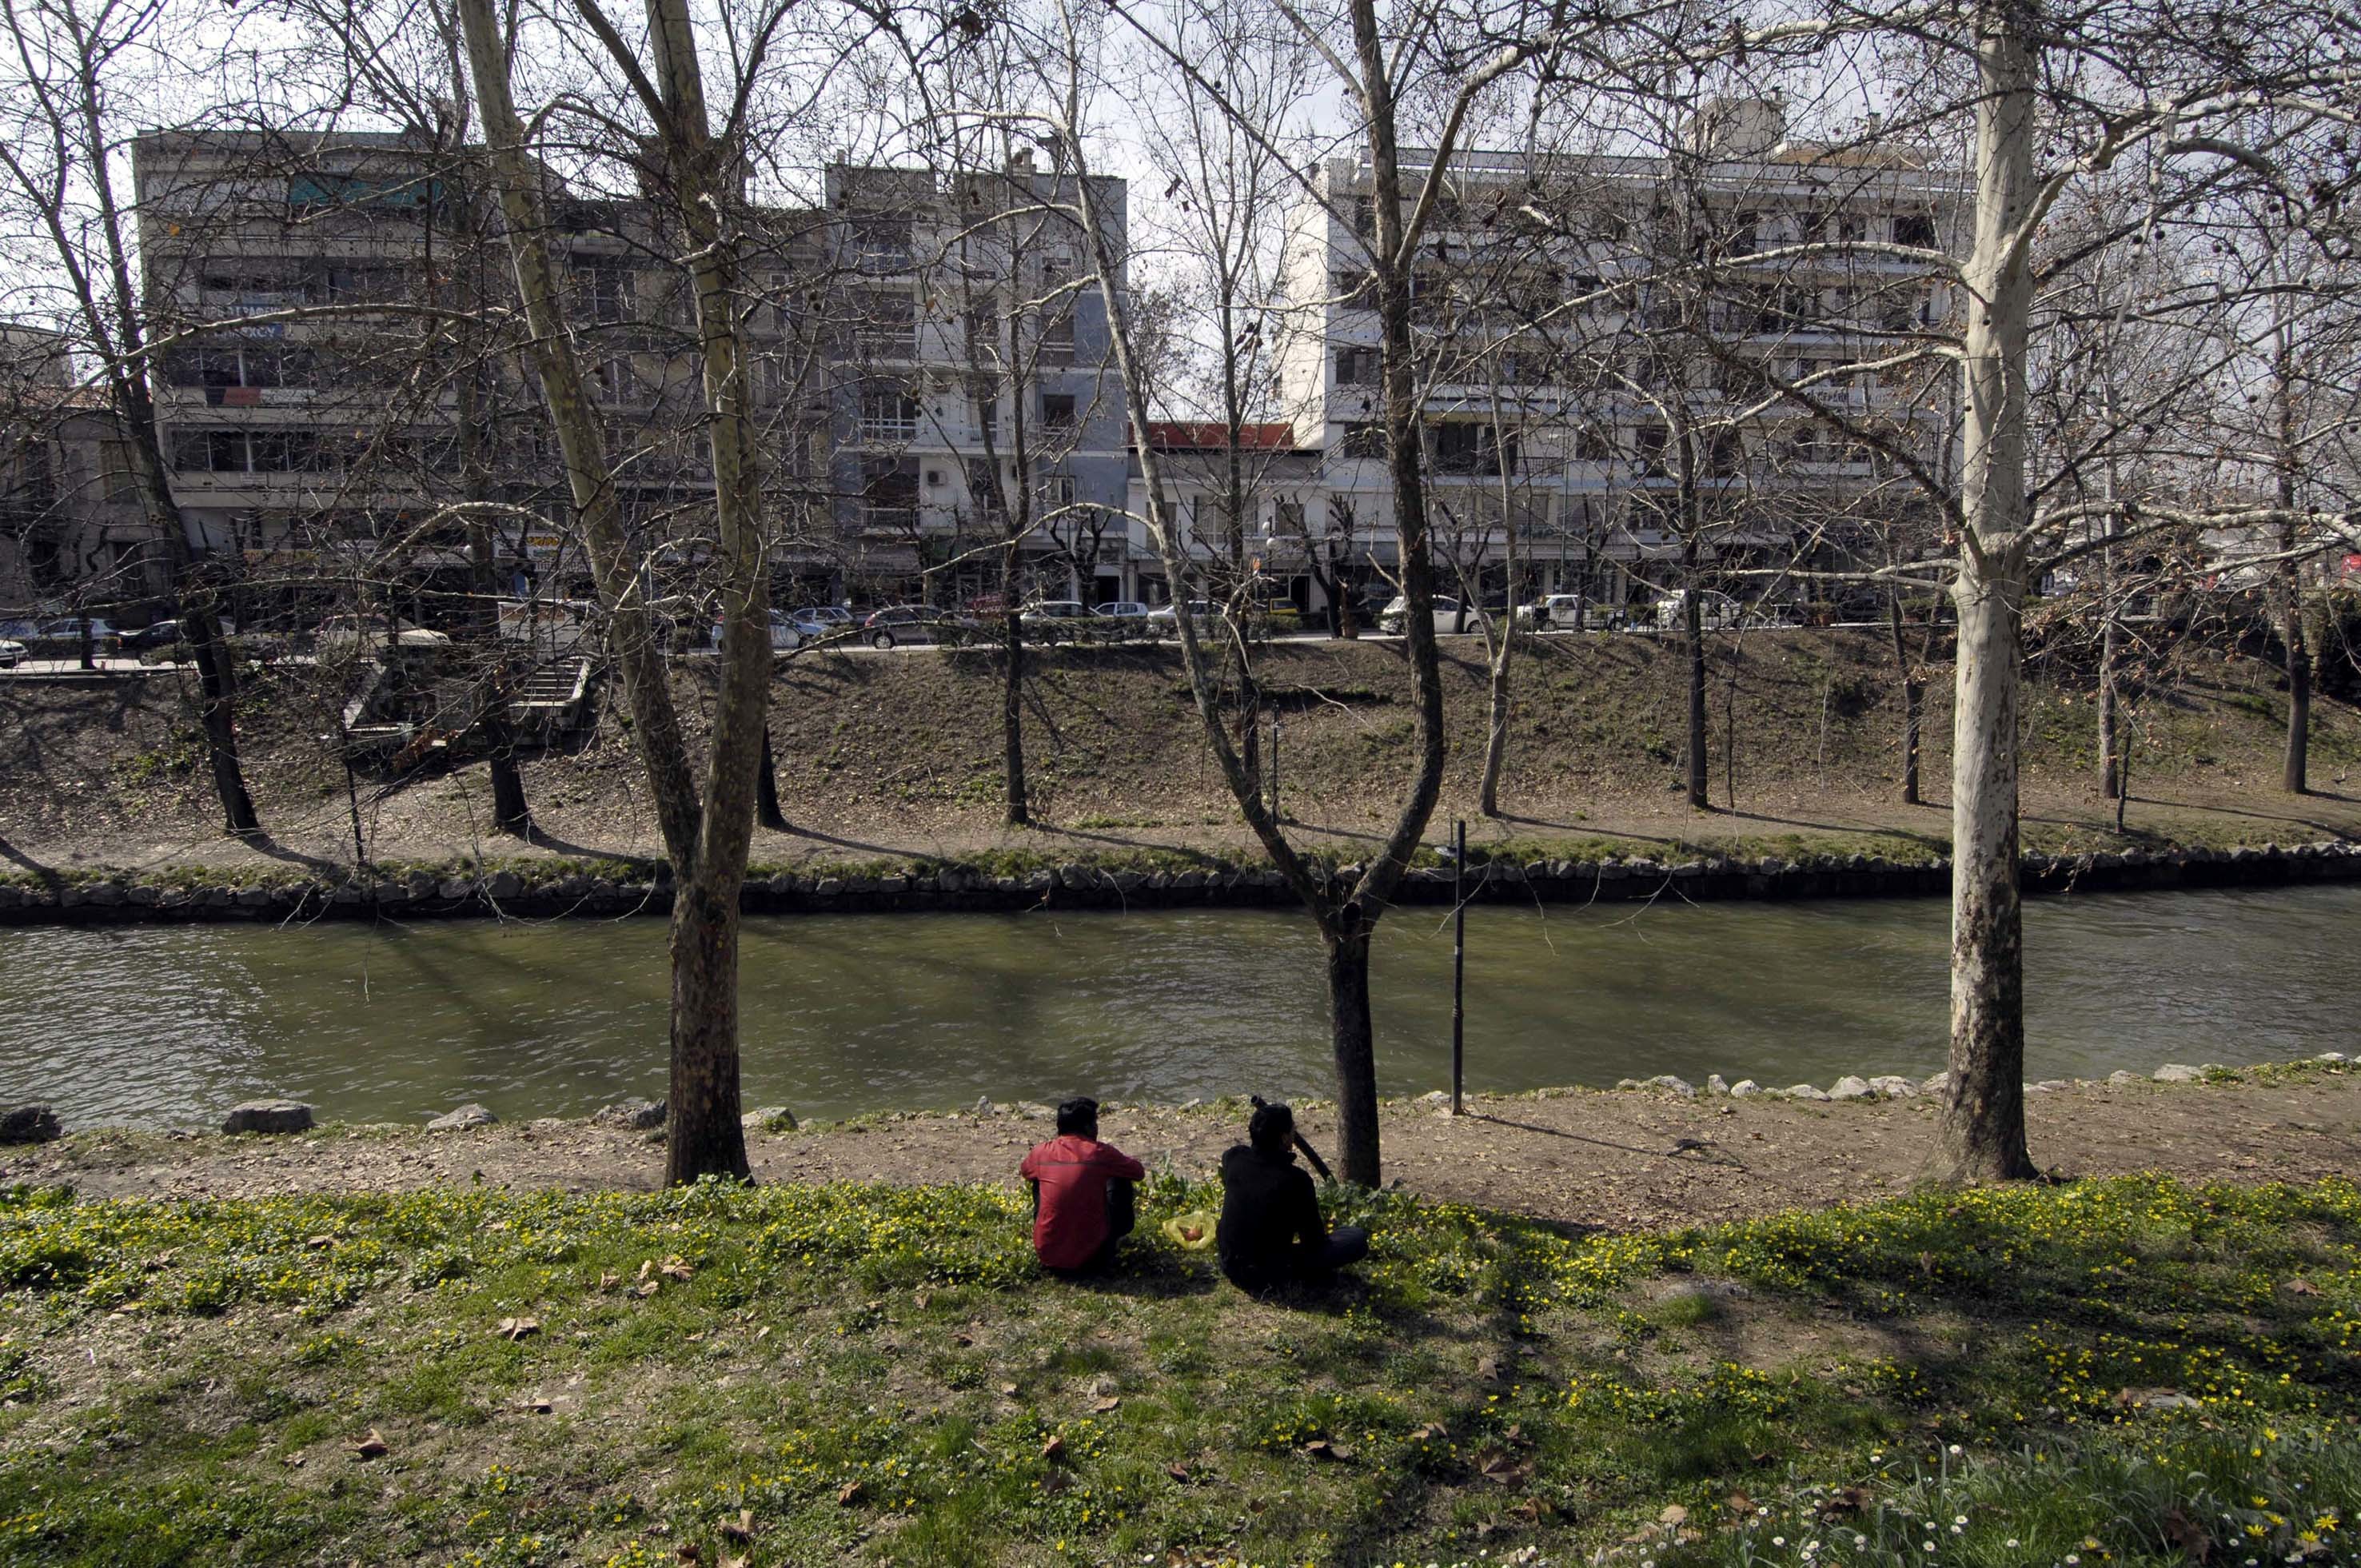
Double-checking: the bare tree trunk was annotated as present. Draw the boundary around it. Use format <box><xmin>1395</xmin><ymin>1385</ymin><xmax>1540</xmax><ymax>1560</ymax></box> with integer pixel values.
<box><xmin>2096</xmin><ymin>604</ymin><xmax>2121</xmax><ymax>803</ymax></box>
<box><xmin>666</xmin><ymin>878</ymin><xmax>747</xmax><ymax>1179</ymax></box>
<box><xmin>193</xmin><ymin>615</ymin><xmax>259</xmax><ymax>835</ymax></box>
<box><xmin>2285</xmin><ymin>600</ymin><xmax>2312</xmax><ymax>794</ymax></box>
<box><xmin>1685</xmin><ymin>581</ymin><xmax>1709</xmax><ymax>810</ymax></box>
<box><xmin>1938</xmin><ymin>0</ymin><xmax>2040</xmax><ymax>1184</ymax></box>
<box><xmin>1001</xmin><ymin>545</ymin><xmax>1029</xmax><ymax>828</ymax></box>
<box><xmin>2276</xmin><ymin>333</ymin><xmax>2309</xmax><ymax>796</ymax></box>
<box><xmin>1889</xmin><ymin>590</ymin><xmax>1923</xmax><ymax>804</ymax></box>
<box><xmin>757</xmin><ymin>724</ymin><xmax>788</xmax><ymax>832</ymax></box>
<box><xmin>474</xmin><ymin>537</ymin><xmax>532</xmax><ymax>837</ymax></box>
<box><xmin>1478</xmin><ymin>642</ymin><xmax>1512</xmax><ymax>816</ymax></box>
<box><xmin>2278</xmin><ymin>505</ymin><xmax>2310</xmax><ymax>797</ymax></box>
<box><xmin>460</xmin><ymin>0</ymin><xmax>753</xmax><ymax>1183</ymax></box>
<box><xmin>1323</xmin><ymin>916</ymin><xmax>1382</xmax><ymax>1184</ymax></box>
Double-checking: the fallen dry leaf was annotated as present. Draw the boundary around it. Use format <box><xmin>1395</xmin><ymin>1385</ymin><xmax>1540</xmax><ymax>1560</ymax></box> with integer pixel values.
<box><xmin>597</xmin><ymin>1272</ymin><xmax>621</xmax><ymax>1291</ymax></box>
<box><xmin>497</xmin><ymin>1316</ymin><xmax>540</xmax><ymax>1342</ymax></box>
<box><xmin>1091</xmin><ymin>1396</ymin><xmax>1121</xmax><ymax>1414</ymax></box>
<box><xmin>836</xmin><ymin>1480</ymin><xmax>864</xmax><ymax>1506</ymax></box>
<box><xmin>1660</xmin><ymin>1503</ymin><xmax>1689</xmax><ymax>1526</ymax></box>
<box><xmin>353</xmin><ymin>1429</ymin><xmax>388</xmax><ymax>1460</ymax></box>
<box><xmin>1041</xmin><ymin>1434</ymin><xmax>1067</xmax><ymax>1462</ymax></box>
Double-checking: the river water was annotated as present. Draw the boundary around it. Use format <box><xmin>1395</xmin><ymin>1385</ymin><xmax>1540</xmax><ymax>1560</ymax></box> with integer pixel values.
<box><xmin>2</xmin><ymin>884</ymin><xmax>2351</xmax><ymax>1130</ymax></box>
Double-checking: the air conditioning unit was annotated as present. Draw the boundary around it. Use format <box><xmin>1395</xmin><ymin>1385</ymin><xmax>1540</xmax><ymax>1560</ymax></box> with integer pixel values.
<box><xmin>925</xmin><ymin>469</ymin><xmax>945</xmax><ymax>487</ymax></box>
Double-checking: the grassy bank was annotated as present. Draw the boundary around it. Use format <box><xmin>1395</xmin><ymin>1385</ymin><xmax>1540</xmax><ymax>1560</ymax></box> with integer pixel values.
<box><xmin>9</xmin><ymin>632</ymin><xmax>2358</xmax><ymax>876</ymax></box>
<box><xmin>4</xmin><ymin>1172</ymin><xmax>2359</xmax><ymax>1567</ymax></box>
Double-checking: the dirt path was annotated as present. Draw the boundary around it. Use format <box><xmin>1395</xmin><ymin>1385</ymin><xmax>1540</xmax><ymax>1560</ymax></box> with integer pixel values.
<box><xmin>14</xmin><ymin>1073</ymin><xmax>2355</xmax><ymax>1231</ymax></box>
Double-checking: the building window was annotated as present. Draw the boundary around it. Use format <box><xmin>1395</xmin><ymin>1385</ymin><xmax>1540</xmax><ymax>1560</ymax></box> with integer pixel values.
<box><xmin>1334</xmin><ymin>347</ymin><xmax>1381</xmax><ymax>385</ymax></box>
<box><xmin>572</xmin><ymin>259</ymin><xmax>635</xmax><ymax>323</ymax></box>
<box><xmin>1035</xmin><ymin>309</ymin><xmax>1075</xmax><ymax>366</ymax></box>
<box><xmin>1634</xmin><ymin>425</ymin><xmax>1669</xmax><ymax>476</ymax></box>
<box><xmin>1338</xmin><ymin>421</ymin><xmax>1386</xmax><ymax>458</ymax></box>
<box><xmin>1328</xmin><ymin>269</ymin><xmax>1378</xmax><ymax>309</ymax></box>
<box><xmin>1431</xmin><ymin>421</ymin><xmax>1514</xmax><ymax>476</ymax></box>
<box><xmin>594</xmin><ymin>357</ymin><xmax>638</xmax><ymax>405</ymax></box>
<box><xmin>1039</xmin><ymin>392</ymin><xmax>1076</xmax><ymax>429</ymax></box>
<box><xmin>299</xmin><ymin>261</ymin><xmax>405</xmax><ymax>305</ymax></box>
<box><xmin>1895</xmin><ymin>212</ymin><xmax>1939</xmax><ymax>248</ymax></box>
<box><xmin>860</xmin><ymin>383</ymin><xmax>920</xmax><ymax>441</ymax></box>
<box><xmin>849</xmin><ymin>289</ymin><xmax>918</xmax><ymax>359</ymax></box>
<box><xmin>862</xmin><ymin>457</ymin><xmax>919</xmax><ymax>533</ymax></box>
<box><xmin>849</xmin><ymin>215</ymin><xmax>914</xmax><ymax>273</ymax></box>
<box><xmin>965</xmin><ymin>456</ymin><xmax>1003</xmax><ymax>515</ymax></box>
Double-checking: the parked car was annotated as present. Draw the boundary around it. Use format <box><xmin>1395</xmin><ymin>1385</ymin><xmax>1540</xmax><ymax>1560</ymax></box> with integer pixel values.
<box><xmin>1020</xmin><ymin>600</ymin><xmax>1098</xmax><ymax>641</ymax></box>
<box><xmin>1144</xmin><ymin>600</ymin><xmax>1220</xmax><ymax>638</ymax></box>
<box><xmin>861</xmin><ymin>604</ymin><xmax>976</xmax><ymax>649</ymax></box>
<box><xmin>316</xmin><ymin>614</ymin><xmax>453</xmax><ymax>650</ymax></box>
<box><xmin>1093</xmin><ymin>600</ymin><xmax>1151</xmax><ymax>624</ymax></box>
<box><xmin>26</xmin><ymin>616</ymin><xmax>126</xmax><ymax>656</ymax></box>
<box><xmin>0</xmin><ymin>637</ymin><xmax>23</xmax><ymax>668</ymax></box>
<box><xmin>1516</xmin><ymin>594</ymin><xmax>1586</xmax><ymax>632</ymax></box>
<box><xmin>122</xmin><ymin>619</ymin><xmax>193</xmax><ymax>652</ymax></box>
<box><xmin>1652</xmin><ymin>589</ymin><xmax>1742</xmax><ymax>631</ymax></box>
<box><xmin>1377</xmin><ymin>595</ymin><xmax>1482</xmax><ymax>635</ymax></box>
<box><xmin>708</xmin><ymin>610</ymin><xmax>805</xmax><ymax>653</ymax></box>
<box><xmin>783</xmin><ymin>608</ymin><xmax>837</xmax><ymax>640</ymax></box>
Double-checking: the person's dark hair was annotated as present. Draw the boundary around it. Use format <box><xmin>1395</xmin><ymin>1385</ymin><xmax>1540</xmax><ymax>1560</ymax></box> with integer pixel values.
<box><xmin>1248</xmin><ymin>1100</ymin><xmax>1294</xmax><ymax>1155</ymax></box>
<box><xmin>1055</xmin><ymin>1096</ymin><xmax>1099</xmax><ymax>1137</ymax></box>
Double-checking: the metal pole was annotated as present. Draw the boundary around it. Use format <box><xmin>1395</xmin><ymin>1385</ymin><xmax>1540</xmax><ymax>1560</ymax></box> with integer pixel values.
<box><xmin>1451</xmin><ymin>817</ymin><xmax>1466</xmax><ymax>1115</ymax></box>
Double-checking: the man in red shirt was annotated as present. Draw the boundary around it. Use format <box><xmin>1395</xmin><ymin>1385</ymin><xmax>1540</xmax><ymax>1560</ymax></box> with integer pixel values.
<box><xmin>1019</xmin><ymin>1097</ymin><xmax>1145</xmax><ymax>1275</ymax></box>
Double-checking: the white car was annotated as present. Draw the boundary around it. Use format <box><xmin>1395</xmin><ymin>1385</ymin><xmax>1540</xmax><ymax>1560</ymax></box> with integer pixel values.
<box><xmin>1019</xmin><ymin>600</ymin><xmax>1097</xmax><ymax>640</ymax></box>
<box><xmin>1516</xmin><ymin>594</ymin><xmax>1587</xmax><ymax>632</ymax></box>
<box><xmin>0</xmin><ymin>637</ymin><xmax>24</xmax><ymax>668</ymax></box>
<box><xmin>316</xmin><ymin>614</ymin><xmax>453</xmax><ymax>649</ymax></box>
<box><xmin>1094</xmin><ymin>600</ymin><xmax>1151</xmax><ymax>621</ymax></box>
<box><xmin>1652</xmin><ymin>590</ymin><xmax>1742</xmax><ymax>631</ymax></box>
<box><xmin>1378</xmin><ymin>595</ymin><xmax>1482</xmax><ymax>634</ymax></box>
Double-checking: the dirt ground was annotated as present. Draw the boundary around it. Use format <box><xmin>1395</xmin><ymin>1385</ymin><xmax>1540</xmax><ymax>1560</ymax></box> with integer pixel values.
<box><xmin>5</xmin><ymin>632</ymin><xmax>2359</xmax><ymax>880</ymax></box>
<box><xmin>13</xmin><ymin>1072</ymin><xmax>2356</xmax><ymax>1231</ymax></box>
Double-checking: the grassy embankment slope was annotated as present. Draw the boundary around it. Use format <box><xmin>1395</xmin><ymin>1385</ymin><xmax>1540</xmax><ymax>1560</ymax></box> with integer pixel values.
<box><xmin>5</xmin><ymin>1155</ymin><xmax>2359</xmax><ymax>1566</ymax></box>
<box><xmin>5</xmin><ymin>631</ymin><xmax>2359</xmax><ymax>878</ymax></box>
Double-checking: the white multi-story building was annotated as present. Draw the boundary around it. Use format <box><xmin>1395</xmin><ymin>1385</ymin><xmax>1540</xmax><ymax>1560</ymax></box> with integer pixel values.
<box><xmin>823</xmin><ymin>156</ymin><xmax>1131</xmax><ymax>608</ymax></box>
<box><xmin>1270</xmin><ymin>99</ymin><xmax>1968</xmax><ymax>617</ymax></box>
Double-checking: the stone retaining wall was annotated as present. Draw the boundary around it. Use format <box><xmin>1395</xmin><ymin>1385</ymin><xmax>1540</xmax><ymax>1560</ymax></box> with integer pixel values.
<box><xmin>2</xmin><ymin>837</ymin><xmax>2357</xmax><ymax>928</ymax></box>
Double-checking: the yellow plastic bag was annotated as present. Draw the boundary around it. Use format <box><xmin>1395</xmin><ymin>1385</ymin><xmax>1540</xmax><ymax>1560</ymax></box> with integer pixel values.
<box><xmin>1161</xmin><ymin>1211</ymin><xmax>1216</xmax><ymax>1251</ymax></box>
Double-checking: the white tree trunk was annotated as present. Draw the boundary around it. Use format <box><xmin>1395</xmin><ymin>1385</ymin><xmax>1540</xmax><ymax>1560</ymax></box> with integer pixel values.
<box><xmin>1939</xmin><ymin>0</ymin><xmax>2040</xmax><ymax>1183</ymax></box>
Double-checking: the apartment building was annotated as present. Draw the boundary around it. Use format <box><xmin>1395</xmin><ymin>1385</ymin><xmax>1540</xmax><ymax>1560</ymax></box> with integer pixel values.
<box><xmin>1271</xmin><ymin>98</ymin><xmax>1968</xmax><ymax>617</ymax></box>
<box><xmin>823</xmin><ymin>156</ymin><xmax>1130</xmax><ymax>607</ymax></box>
<box><xmin>131</xmin><ymin>130</ymin><xmax>834</xmax><ymax>618</ymax></box>
<box><xmin>123</xmin><ymin>134</ymin><xmax>1135</xmax><ymax>618</ymax></box>
<box><xmin>0</xmin><ymin>325</ymin><xmax>152</xmax><ymax>612</ymax></box>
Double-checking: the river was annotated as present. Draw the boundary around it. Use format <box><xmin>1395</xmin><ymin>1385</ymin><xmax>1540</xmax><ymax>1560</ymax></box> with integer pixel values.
<box><xmin>2</xmin><ymin>883</ymin><xmax>2351</xmax><ymax>1130</ymax></box>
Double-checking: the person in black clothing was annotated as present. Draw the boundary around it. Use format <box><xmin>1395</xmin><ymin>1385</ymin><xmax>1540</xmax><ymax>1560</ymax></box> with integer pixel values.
<box><xmin>1216</xmin><ymin>1101</ymin><xmax>1370</xmax><ymax>1292</ymax></box>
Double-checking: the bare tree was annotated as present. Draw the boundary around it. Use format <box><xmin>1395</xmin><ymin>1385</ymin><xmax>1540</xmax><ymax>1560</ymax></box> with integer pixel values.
<box><xmin>457</xmin><ymin>0</ymin><xmax>844</xmax><ymax>1181</ymax></box>
<box><xmin>0</xmin><ymin>0</ymin><xmax>260</xmax><ymax>836</ymax></box>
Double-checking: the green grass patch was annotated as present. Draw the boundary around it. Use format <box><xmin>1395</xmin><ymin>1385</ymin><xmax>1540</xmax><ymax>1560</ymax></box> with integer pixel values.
<box><xmin>2</xmin><ymin>1175</ymin><xmax>2359</xmax><ymax>1565</ymax></box>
